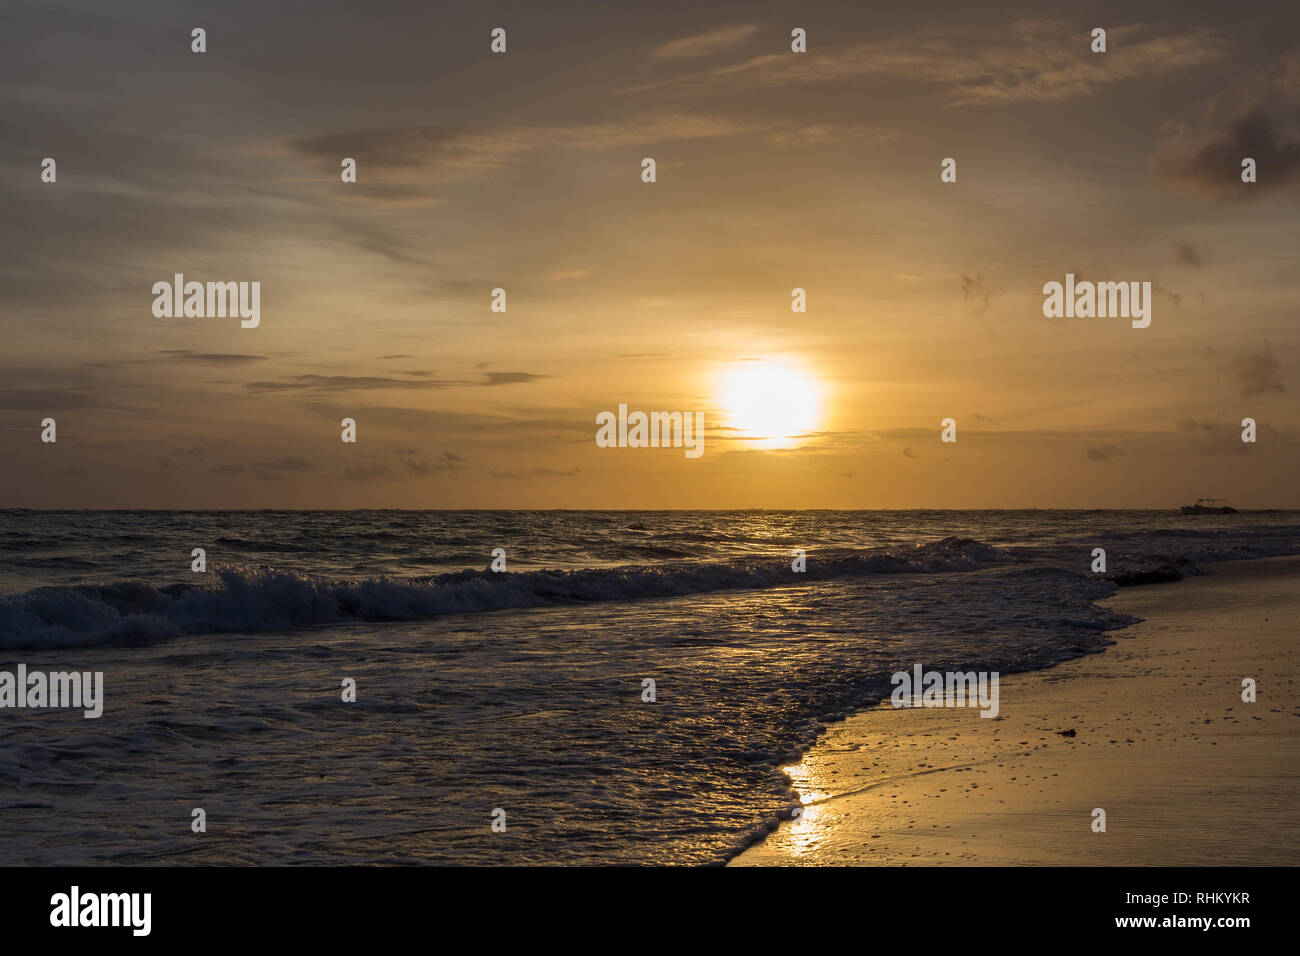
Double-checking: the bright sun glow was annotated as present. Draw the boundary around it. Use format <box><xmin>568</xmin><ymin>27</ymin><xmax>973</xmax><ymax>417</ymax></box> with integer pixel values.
<box><xmin>719</xmin><ymin>361</ymin><xmax>822</xmax><ymax>448</ymax></box>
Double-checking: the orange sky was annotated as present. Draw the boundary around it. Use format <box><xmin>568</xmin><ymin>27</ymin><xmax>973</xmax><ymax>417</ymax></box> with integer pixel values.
<box><xmin>2</xmin><ymin>1</ymin><xmax>1297</xmax><ymax>508</ymax></box>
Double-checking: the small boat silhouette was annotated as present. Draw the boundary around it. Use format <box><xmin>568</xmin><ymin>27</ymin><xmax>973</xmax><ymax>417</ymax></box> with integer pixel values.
<box><xmin>1181</xmin><ymin>498</ymin><xmax>1237</xmax><ymax>515</ymax></box>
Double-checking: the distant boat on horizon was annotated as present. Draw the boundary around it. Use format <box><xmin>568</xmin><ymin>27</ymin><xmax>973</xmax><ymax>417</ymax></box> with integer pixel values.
<box><xmin>1181</xmin><ymin>498</ymin><xmax>1237</xmax><ymax>515</ymax></box>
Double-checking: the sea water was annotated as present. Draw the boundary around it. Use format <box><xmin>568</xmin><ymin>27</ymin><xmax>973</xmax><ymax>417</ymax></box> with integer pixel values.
<box><xmin>1</xmin><ymin>509</ymin><xmax>1297</xmax><ymax>864</ymax></box>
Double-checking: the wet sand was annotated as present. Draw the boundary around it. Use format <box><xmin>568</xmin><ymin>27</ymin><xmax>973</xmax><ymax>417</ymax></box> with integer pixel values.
<box><xmin>731</xmin><ymin>555</ymin><xmax>1300</xmax><ymax>865</ymax></box>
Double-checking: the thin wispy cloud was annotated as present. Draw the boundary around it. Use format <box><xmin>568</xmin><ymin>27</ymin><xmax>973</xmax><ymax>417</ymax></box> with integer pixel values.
<box><xmin>490</xmin><ymin>466</ymin><xmax>582</xmax><ymax>480</ymax></box>
<box><xmin>246</xmin><ymin>375</ymin><xmax>460</xmax><ymax>393</ymax></box>
<box><xmin>481</xmin><ymin>372</ymin><xmax>550</xmax><ymax>386</ymax></box>
<box><xmin>245</xmin><ymin>371</ymin><xmax>551</xmax><ymax>393</ymax></box>
<box><xmin>653</xmin><ymin>24</ymin><xmax>760</xmax><ymax>61</ymax></box>
<box><xmin>250</xmin><ymin>457</ymin><xmax>316</xmax><ymax>472</ymax></box>
<box><xmin>286</xmin><ymin>116</ymin><xmax>750</xmax><ymax>184</ymax></box>
<box><xmin>162</xmin><ymin>351</ymin><xmax>269</xmax><ymax>366</ymax></box>
<box><xmin>622</xmin><ymin>22</ymin><xmax>1226</xmax><ymax>105</ymax></box>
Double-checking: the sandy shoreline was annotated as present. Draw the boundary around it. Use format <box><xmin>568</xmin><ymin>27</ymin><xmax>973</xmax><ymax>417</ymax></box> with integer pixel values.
<box><xmin>731</xmin><ymin>555</ymin><xmax>1300</xmax><ymax>866</ymax></box>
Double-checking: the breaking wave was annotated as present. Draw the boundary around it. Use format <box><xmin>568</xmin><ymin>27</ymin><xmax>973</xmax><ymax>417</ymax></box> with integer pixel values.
<box><xmin>0</xmin><ymin>536</ymin><xmax>1006</xmax><ymax>649</ymax></box>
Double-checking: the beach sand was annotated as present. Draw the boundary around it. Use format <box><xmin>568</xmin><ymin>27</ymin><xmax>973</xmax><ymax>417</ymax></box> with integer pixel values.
<box><xmin>731</xmin><ymin>555</ymin><xmax>1300</xmax><ymax>866</ymax></box>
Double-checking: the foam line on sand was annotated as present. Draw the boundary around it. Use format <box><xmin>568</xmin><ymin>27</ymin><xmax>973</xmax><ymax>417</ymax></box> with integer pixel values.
<box><xmin>730</xmin><ymin>555</ymin><xmax>1300</xmax><ymax>866</ymax></box>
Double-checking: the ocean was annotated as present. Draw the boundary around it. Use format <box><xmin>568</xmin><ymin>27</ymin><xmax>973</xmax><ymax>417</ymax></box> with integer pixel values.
<box><xmin>2</xmin><ymin>509</ymin><xmax>1298</xmax><ymax>865</ymax></box>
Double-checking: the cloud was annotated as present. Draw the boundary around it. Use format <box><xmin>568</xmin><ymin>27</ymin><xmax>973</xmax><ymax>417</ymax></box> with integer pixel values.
<box><xmin>1176</xmin><ymin>419</ymin><xmax>1254</xmax><ymax>455</ymax></box>
<box><xmin>286</xmin><ymin>116</ymin><xmax>749</xmax><ymax>184</ymax></box>
<box><xmin>481</xmin><ymin>371</ymin><xmax>549</xmax><ymax>386</ymax></box>
<box><xmin>332</xmin><ymin>184</ymin><xmax>444</xmax><ymax>208</ymax></box>
<box><xmin>490</xmin><ymin>467</ymin><xmax>581</xmax><ymax>480</ymax></box>
<box><xmin>245</xmin><ymin>371</ymin><xmax>548</xmax><ymax>393</ymax></box>
<box><xmin>208</xmin><ymin>464</ymin><xmax>246</xmax><ymax>476</ymax></box>
<box><xmin>653</xmin><ymin>24</ymin><xmax>759</xmax><ymax>61</ymax></box>
<box><xmin>1084</xmin><ymin>442</ymin><xmax>1122</xmax><ymax>461</ymax></box>
<box><xmin>765</xmin><ymin>124</ymin><xmax>896</xmax><ymax>147</ymax></box>
<box><xmin>297</xmin><ymin>400</ymin><xmax>591</xmax><ymax>438</ymax></box>
<box><xmin>871</xmin><ymin>427</ymin><xmax>943</xmax><ymax>440</ymax></box>
<box><xmin>623</xmin><ymin>22</ymin><xmax>1225</xmax><ymax>105</ymax></box>
<box><xmin>1154</xmin><ymin>110</ymin><xmax>1300</xmax><ymax>201</ymax></box>
<box><xmin>404</xmin><ymin>451</ymin><xmax>468</xmax><ymax>477</ymax></box>
<box><xmin>246</xmin><ymin>375</ymin><xmax>459</xmax><ymax>393</ymax></box>
<box><xmin>1152</xmin><ymin>47</ymin><xmax>1300</xmax><ymax>201</ymax></box>
<box><xmin>0</xmin><ymin>389</ymin><xmax>105</xmax><ymax>410</ymax></box>
<box><xmin>1153</xmin><ymin>282</ymin><xmax>1183</xmax><ymax>308</ymax></box>
<box><xmin>157</xmin><ymin>350</ymin><xmax>268</xmax><ymax>365</ymax></box>
<box><xmin>1173</xmin><ymin>240</ymin><xmax>1207</xmax><ymax>267</ymax></box>
<box><xmin>1209</xmin><ymin>343</ymin><xmax>1285</xmax><ymax>397</ymax></box>
<box><xmin>961</xmin><ymin>273</ymin><xmax>991</xmax><ymax>315</ymax></box>
<box><xmin>84</xmin><ymin>351</ymin><xmax>268</xmax><ymax>371</ymax></box>
<box><xmin>250</xmin><ymin>457</ymin><xmax>316</xmax><ymax>472</ymax></box>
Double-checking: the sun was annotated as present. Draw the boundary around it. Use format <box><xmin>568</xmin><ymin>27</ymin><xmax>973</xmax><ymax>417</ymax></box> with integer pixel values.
<box><xmin>718</xmin><ymin>360</ymin><xmax>823</xmax><ymax>448</ymax></box>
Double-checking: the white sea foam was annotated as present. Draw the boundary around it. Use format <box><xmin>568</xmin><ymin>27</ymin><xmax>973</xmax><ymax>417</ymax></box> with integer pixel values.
<box><xmin>0</xmin><ymin>536</ymin><xmax>1011</xmax><ymax>649</ymax></box>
